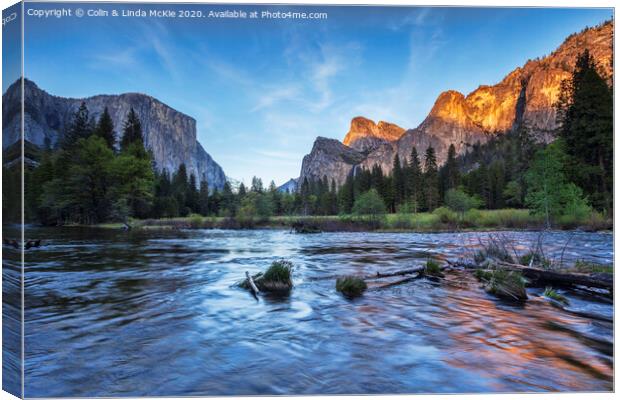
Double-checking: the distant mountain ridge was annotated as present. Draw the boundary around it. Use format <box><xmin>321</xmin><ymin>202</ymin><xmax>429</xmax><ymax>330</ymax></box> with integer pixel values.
<box><xmin>2</xmin><ymin>79</ymin><xmax>227</xmax><ymax>189</ymax></box>
<box><xmin>297</xmin><ymin>20</ymin><xmax>613</xmax><ymax>188</ymax></box>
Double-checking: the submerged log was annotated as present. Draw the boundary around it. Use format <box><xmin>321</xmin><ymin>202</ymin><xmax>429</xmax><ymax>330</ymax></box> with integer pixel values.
<box><xmin>454</xmin><ymin>259</ymin><xmax>612</xmax><ymax>294</ymax></box>
<box><xmin>364</xmin><ymin>266</ymin><xmax>425</xmax><ymax>280</ymax></box>
<box><xmin>494</xmin><ymin>260</ymin><xmax>613</xmax><ymax>292</ymax></box>
<box><xmin>370</xmin><ymin>276</ymin><xmax>422</xmax><ymax>291</ymax></box>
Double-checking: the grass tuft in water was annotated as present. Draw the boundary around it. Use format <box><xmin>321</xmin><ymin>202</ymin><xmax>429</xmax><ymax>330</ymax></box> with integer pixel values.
<box><xmin>260</xmin><ymin>260</ymin><xmax>294</xmax><ymax>292</ymax></box>
<box><xmin>543</xmin><ymin>286</ymin><xmax>569</xmax><ymax>305</ymax></box>
<box><xmin>336</xmin><ymin>276</ymin><xmax>367</xmax><ymax>298</ymax></box>
<box><xmin>424</xmin><ymin>259</ymin><xmax>443</xmax><ymax>277</ymax></box>
<box><xmin>238</xmin><ymin>260</ymin><xmax>294</xmax><ymax>293</ymax></box>
<box><xmin>484</xmin><ymin>269</ymin><xmax>527</xmax><ymax>302</ymax></box>
<box><xmin>473</xmin><ymin>269</ymin><xmax>493</xmax><ymax>281</ymax></box>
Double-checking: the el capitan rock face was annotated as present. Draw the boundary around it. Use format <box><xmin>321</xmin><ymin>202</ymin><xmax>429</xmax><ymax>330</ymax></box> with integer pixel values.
<box><xmin>2</xmin><ymin>79</ymin><xmax>227</xmax><ymax>189</ymax></box>
<box><xmin>298</xmin><ymin>20</ymin><xmax>613</xmax><ymax>188</ymax></box>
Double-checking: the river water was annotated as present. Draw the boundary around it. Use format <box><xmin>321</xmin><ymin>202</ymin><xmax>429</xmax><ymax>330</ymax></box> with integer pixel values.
<box><xmin>15</xmin><ymin>228</ymin><xmax>613</xmax><ymax>396</ymax></box>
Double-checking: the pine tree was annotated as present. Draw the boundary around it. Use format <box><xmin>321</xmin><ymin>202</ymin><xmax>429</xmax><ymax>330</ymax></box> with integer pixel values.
<box><xmin>392</xmin><ymin>154</ymin><xmax>405</xmax><ymax>210</ymax></box>
<box><xmin>221</xmin><ymin>182</ymin><xmax>236</xmax><ymax>216</ymax></box>
<box><xmin>300</xmin><ymin>177</ymin><xmax>311</xmax><ymax>215</ymax></box>
<box><xmin>63</xmin><ymin>102</ymin><xmax>91</xmax><ymax>149</ymax></box>
<box><xmin>120</xmin><ymin>108</ymin><xmax>144</xmax><ymax>151</ymax></box>
<box><xmin>445</xmin><ymin>144</ymin><xmax>460</xmax><ymax>190</ymax></box>
<box><xmin>64</xmin><ymin>136</ymin><xmax>115</xmax><ymax>223</ymax></box>
<box><xmin>423</xmin><ymin>146</ymin><xmax>439</xmax><ymax>211</ymax></box>
<box><xmin>251</xmin><ymin>176</ymin><xmax>264</xmax><ymax>193</ymax></box>
<box><xmin>407</xmin><ymin>147</ymin><xmax>422</xmax><ymax>212</ymax></box>
<box><xmin>198</xmin><ymin>180</ymin><xmax>209</xmax><ymax>216</ymax></box>
<box><xmin>172</xmin><ymin>164</ymin><xmax>189</xmax><ymax>216</ymax></box>
<box><xmin>94</xmin><ymin>107</ymin><xmax>115</xmax><ymax>149</ymax></box>
<box><xmin>238</xmin><ymin>182</ymin><xmax>247</xmax><ymax>197</ymax></box>
<box><xmin>338</xmin><ymin>174</ymin><xmax>355</xmax><ymax>214</ymax></box>
<box><xmin>186</xmin><ymin>174</ymin><xmax>200</xmax><ymax>213</ymax></box>
<box><xmin>556</xmin><ymin>50</ymin><xmax>613</xmax><ymax>212</ymax></box>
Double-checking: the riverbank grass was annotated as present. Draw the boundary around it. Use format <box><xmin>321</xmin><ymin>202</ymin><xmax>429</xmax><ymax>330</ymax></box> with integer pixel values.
<box><xmin>88</xmin><ymin>208</ymin><xmax>611</xmax><ymax>232</ymax></box>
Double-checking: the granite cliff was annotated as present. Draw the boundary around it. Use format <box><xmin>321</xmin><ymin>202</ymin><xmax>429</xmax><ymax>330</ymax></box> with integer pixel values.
<box><xmin>343</xmin><ymin>116</ymin><xmax>405</xmax><ymax>152</ymax></box>
<box><xmin>298</xmin><ymin>20</ymin><xmax>613</xmax><ymax>187</ymax></box>
<box><xmin>2</xmin><ymin>79</ymin><xmax>227</xmax><ymax>189</ymax></box>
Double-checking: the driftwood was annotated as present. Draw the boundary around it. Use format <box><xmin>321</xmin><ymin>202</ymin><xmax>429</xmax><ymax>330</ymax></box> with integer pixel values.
<box><xmin>364</xmin><ymin>264</ymin><xmax>449</xmax><ymax>290</ymax></box>
<box><xmin>369</xmin><ymin>276</ymin><xmax>423</xmax><ymax>291</ymax></box>
<box><xmin>245</xmin><ymin>271</ymin><xmax>260</xmax><ymax>297</ymax></box>
<box><xmin>364</xmin><ymin>266</ymin><xmax>425</xmax><ymax>280</ymax></box>
<box><xmin>493</xmin><ymin>260</ymin><xmax>613</xmax><ymax>292</ymax></box>
<box><xmin>310</xmin><ymin>265</ymin><xmax>443</xmax><ymax>283</ymax></box>
<box><xmin>452</xmin><ymin>258</ymin><xmax>612</xmax><ymax>294</ymax></box>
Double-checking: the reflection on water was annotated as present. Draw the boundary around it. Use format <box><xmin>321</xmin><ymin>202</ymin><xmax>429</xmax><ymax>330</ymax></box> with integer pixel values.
<box><xmin>21</xmin><ymin>228</ymin><xmax>612</xmax><ymax>396</ymax></box>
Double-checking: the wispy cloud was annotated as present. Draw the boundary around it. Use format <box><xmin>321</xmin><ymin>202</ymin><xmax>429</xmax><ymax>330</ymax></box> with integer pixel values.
<box><xmin>251</xmin><ymin>85</ymin><xmax>301</xmax><ymax>112</ymax></box>
<box><xmin>203</xmin><ymin>56</ymin><xmax>255</xmax><ymax>87</ymax></box>
<box><xmin>91</xmin><ymin>47</ymin><xmax>138</xmax><ymax>69</ymax></box>
<box><xmin>389</xmin><ymin>7</ymin><xmax>433</xmax><ymax>31</ymax></box>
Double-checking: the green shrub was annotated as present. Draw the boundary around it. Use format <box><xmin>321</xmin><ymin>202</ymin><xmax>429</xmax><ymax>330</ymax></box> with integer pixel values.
<box><xmin>352</xmin><ymin>189</ymin><xmax>387</xmax><ymax>220</ymax></box>
<box><xmin>189</xmin><ymin>213</ymin><xmax>204</xmax><ymax>228</ymax></box>
<box><xmin>336</xmin><ymin>276</ymin><xmax>367</xmax><ymax>298</ymax></box>
<box><xmin>463</xmin><ymin>209</ymin><xmax>483</xmax><ymax>227</ymax></box>
<box><xmin>433</xmin><ymin>207</ymin><xmax>456</xmax><ymax>224</ymax></box>
<box><xmin>445</xmin><ymin>188</ymin><xmax>482</xmax><ymax>217</ymax></box>
<box><xmin>543</xmin><ymin>286</ymin><xmax>569</xmax><ymax>305</ymax></box>
<box><xmin>390</xmin><ymin>212</ymin><xmax>414</xmax><ymax>230</ymax></box>
<box><xmin>584</xmin><ymin>211</ymin><xmax>612</xmax><ymax>231</ymax></box>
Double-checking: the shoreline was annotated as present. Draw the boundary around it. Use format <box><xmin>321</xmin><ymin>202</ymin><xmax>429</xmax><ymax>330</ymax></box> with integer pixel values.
<box><xmin>31</xmin><ymin>208</ymin><xmax>611</xmax><ymax>234</ymax></box>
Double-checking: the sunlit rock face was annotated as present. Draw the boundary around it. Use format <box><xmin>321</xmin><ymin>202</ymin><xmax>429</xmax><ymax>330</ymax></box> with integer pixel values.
<box><xmin>297</xmin><ymin>20</ymin><xmax>613</xmax><ymax>186</ymax></box>
<box><xmin>2</xmin><ymin>79</ymin><xmax>227</xmax><ymax>189</ymax></box>
<box><xmin>299</xmin><ymin>137</ymin><xmax>366</xmax><ymax>186</ymax></box>
<box><xmin>343</xmin><ymin>116</ymin><xmax>406</xmax><ymax>153</ymax></box>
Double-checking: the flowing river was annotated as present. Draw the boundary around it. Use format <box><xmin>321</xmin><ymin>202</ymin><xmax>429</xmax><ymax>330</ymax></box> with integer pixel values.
<box><xmin>8</xmin><ymin>228</ymin><xmax>614</xmax><ymax>396</ymax></box>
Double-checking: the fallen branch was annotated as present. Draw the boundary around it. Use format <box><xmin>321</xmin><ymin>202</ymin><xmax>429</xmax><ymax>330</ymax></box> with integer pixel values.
<box><xmin>454</xmin><ymin>258</ymin><xmax>612</xmax><ymax>293</ymax></box>
<box><xmin>363</xmin><ymin>265</ymin><xmax>426</xmax><ymax>280</ymax></box>
<box><xmin>369</xmin><ymin>275</ymin><xmax>423</xmax><ymax>290</ymax></box>
<box><xmin>494</xmin><ymin>260</ymin><xmax>613</xmax><ymax>292</ymax></box>
<box><xmin>245</xmin><ymin>271</ymin><xmax>260</xmax><ymax>297</ymax></box>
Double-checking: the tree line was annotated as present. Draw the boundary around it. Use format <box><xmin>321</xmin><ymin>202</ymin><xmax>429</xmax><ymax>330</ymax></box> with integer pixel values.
<box><xmin>8</xmin><ymin>50</ymin><xmax>610</xmax><ymax>227</ymax></box>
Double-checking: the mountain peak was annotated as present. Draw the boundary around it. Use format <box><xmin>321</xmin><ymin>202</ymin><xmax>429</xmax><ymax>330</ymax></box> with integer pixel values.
<box><xmin>427</xmin><ymin>90</ymin><xmax>468</xmax><ymax>121</ymax></box>
<box><xmin>343</xmin><ymin>116</ymin><xmax>405</xmax><ymax>151</ymax></box>
<box><xmin>3</xmin><ymin>79</ymin><xmax>227</xmax><ymax>189</ymax></box>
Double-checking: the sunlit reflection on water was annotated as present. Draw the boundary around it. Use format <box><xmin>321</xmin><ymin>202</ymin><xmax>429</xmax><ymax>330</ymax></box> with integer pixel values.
<box><xmin>19</xmin><ymin>228</ymin><xmax>613</xmax><ymax>396</ymax></box>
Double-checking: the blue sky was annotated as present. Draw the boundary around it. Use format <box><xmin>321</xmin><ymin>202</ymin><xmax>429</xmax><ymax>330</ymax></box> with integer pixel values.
<box><xmin>19</xmin><ymin>3</ymin><xmax>612</xmax><ymax>186</ymax></box>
